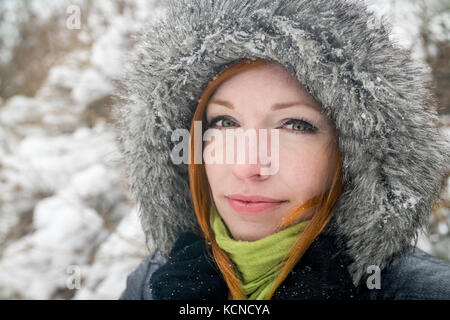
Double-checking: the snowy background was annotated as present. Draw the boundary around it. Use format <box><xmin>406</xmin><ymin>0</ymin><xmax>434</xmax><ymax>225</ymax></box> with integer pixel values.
<box><xmin>0</xmin><ymin>0</ymin><xmax>448</xmax><ymax>299</ymax></box>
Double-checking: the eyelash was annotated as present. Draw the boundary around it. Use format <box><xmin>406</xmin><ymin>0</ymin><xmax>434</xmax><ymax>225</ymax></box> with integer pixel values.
<box><xmin>205</xmin><ymin>115</ymin><xmax>318</xmax><ymax>134</ymax></box>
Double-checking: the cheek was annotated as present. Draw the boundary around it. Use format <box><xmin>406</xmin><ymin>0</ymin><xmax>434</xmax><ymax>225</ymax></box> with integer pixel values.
<box><xmin>279</xmin><ymin>140</ymin><xmax>333</xmax><ymax>191</ymax></box>
<box><xmin>204</xmin><ymin>163</ymin><xmax>226</xmax><ymax>192</ymax></box>
<box><xmin>204</xmin><ymin>164</ymin><xmax>214</xmax><ymax>185</ymax></box>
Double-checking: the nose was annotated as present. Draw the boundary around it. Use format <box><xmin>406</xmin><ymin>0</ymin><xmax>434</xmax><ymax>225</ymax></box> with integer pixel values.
<box><xmin>230</xmin><ymin>130</ymin><xmax>272</xmax><ymax>181</ymax></box>
<box><xmin>231</xmin><ymin>163</ymin><xmax>270</xmax><ymax>181</ymax></box>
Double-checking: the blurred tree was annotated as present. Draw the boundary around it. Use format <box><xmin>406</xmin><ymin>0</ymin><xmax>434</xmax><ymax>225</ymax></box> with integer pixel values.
<box><xmin>0</xmin><ymin>1</ymin><xmax>91</xmax><ymax>101</ymax></box>
<box><xmin>411</xmin><ymin>0</ymin><xmax>450</xmax><ymax>261</ymax></box>
<box><xmin>415</xmin><ymin>0</ymin><xmax>450</xmax><ymax>114</ymax></box>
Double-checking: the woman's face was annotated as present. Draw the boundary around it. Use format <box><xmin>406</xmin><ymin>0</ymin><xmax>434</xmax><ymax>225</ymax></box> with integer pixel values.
<box><xmin>204</xmin><ymin>61</ymin><xmax>338</xmax><ymax>241</ymax></box>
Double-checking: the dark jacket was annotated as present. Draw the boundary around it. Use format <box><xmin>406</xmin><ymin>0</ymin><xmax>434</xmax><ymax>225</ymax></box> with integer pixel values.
<box><xmin>120</xmin><ymin>231</ymin><xmax>450</xmax><ymax>300</ymax></box>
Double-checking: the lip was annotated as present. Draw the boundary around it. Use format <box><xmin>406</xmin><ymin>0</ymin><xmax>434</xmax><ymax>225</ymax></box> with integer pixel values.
<box><xmin>226</xmin><ymin>194</ymin><xmax>287</xmax><ymax>215</ymax></box>
<box><xmin>227</xmin><ymin>194</ymin><xmax>285</xmax><ymax>203</ymax></box>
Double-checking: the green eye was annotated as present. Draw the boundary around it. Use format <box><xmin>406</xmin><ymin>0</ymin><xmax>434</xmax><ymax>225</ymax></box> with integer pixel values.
<box><xmin>220</xmin><ymin>119</ymin><xmax>236</xmax><ymax>127</ymax></box>
<box><xmin>284</xmin><ymin>119</ymin><xmax>317</xmax><ymax>134</ymax></box>
<box><xmin>291</xmin><ymin>122</ymin><xmax>305</xmax><ymax>131</ymax></box>
<box><xmin>206</xmin><ymin>116</ymin><xmax>237</xmax><ymax>129</ymax></box>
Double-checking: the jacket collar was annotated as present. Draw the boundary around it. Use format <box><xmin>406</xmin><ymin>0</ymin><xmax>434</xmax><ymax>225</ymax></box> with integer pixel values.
<box><xmin>150</xmin><ymin>231</ymin><xmax>361</xmax><ymax>300</ymax></box>
<box><xmin>272</xmin><ymin>233</ymin><xmax>359</xmax><ymax>299</ymax></box>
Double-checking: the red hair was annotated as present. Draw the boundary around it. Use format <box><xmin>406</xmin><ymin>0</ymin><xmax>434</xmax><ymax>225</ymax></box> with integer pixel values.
<box><xmin>188</xmin><ymin>59</ymin><xmax>343</xmax><ymax>299</ymax></box>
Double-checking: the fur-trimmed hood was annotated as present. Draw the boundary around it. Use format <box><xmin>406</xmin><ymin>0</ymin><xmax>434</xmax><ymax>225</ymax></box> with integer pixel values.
<box><xmin>114</xmin><ymin>0</ymin><xmax>450</xmax><ymax>286</ymax></box>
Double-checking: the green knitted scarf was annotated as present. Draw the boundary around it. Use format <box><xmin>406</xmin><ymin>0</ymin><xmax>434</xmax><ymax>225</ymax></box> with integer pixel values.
<box><xmin>209</xmin><ymin>204</ymin><xmax>310</xmax><ymax>300</ymax></box>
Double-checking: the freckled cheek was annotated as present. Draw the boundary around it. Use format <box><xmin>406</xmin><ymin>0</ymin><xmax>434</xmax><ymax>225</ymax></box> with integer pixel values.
<box><xmin>204</xmin><ymin>163</ymin><xmax>218</xmax><ymax>182</ymax></box>
<box><xmin>278</xmin><ymin>142</ymin><xmax>331</xmax><ymax>187</ymax></box>
<box><xmin>204</xmin><ymin>163</ymin><xmax>229</xmax><ymax>194</ymax></box>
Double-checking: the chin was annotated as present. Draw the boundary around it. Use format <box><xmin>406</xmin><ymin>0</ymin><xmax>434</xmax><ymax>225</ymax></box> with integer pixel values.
<box><xmin>230</xmin><ymin>224</ymin><xmax>274</xmax><ymax>241</ymax></box>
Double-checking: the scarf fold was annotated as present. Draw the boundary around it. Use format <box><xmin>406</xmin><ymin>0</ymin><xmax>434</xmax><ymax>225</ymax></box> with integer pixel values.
<box><xmin>209</xmin><ymin>204</ymin><xmax>310</xmax><ymax>300</ymax></box>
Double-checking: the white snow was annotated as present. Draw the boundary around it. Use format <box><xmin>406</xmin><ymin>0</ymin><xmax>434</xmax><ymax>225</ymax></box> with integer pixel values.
<box><xmin>71</xmin><ymin>68</ymin><xmax>114</xmax><ymax>105</ymax></box>
<box><xmin>0</xmin><ymin>0</ymin><xmax>161</xmax><ymax>300</ymax></box>
<box><xmin>72</xmin><ymin>209</ymin><xmax>147</xmax><ymax>300</ymax></box>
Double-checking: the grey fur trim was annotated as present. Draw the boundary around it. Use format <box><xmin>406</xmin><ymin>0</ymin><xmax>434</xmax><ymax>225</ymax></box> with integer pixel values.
<box><xmin>113</xmin><ymin>0</ymin><xmax>450</xmax><ymax>286</ymax></box>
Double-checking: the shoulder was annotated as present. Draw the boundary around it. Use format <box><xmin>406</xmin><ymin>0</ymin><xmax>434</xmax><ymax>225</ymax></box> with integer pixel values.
<box><xmin>149</xmin><ymin>231</ymin><xmax>228</xmax><ymax>300</ymax></box>
<box><xmin>121</xmin><ymin>231</ymin><xmax>228</xmax><ymax>300</ymax></box>
<box><xmin>119</xmin><ymin>249</ymin><xmax>166</xmax><ymax>300</ymax></box>
<box><xmin>362</xmin><ymin>247</ymin><xmax>450</xmax><ymax>300</ymax></box>
<box><xmin>119</xmin><ymin>232</ymin><xmax>202</xmax><ymax>300</ymax></box>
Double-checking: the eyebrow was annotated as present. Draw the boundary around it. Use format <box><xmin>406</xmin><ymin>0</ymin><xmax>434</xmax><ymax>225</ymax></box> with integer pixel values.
<box><xmin>208</xmin><ymin>99</ymin><xmax>321</xmax><ymax>112</ymax></box>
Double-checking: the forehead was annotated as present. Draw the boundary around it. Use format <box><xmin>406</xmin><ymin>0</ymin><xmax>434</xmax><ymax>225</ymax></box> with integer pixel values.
<box><xmin>208</xmin><ymin>62</ymin><xmax>323</xmax><ymax>113</ymax></box>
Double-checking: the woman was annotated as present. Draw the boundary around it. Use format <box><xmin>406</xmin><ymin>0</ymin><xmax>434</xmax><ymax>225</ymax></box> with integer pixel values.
<box><xmin>116</xmin><ymin>0</ymin><xmax>450</xmax><ymax>300</ymax></box>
